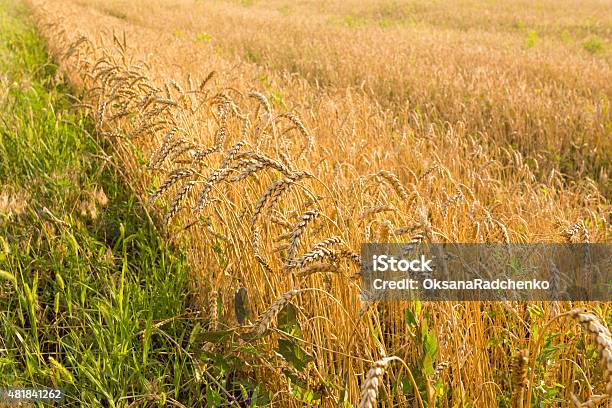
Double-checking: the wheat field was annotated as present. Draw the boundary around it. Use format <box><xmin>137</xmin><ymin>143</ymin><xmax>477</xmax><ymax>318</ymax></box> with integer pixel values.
<box><xmin>23</xmin><ymin>0</ymin><xmax>611</xmax><ymax>406</ymax></box>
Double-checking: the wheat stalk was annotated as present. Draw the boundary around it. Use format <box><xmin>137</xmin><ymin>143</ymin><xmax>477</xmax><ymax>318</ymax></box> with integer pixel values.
<box><xmin>250</xmin><ymin>172</ymin><xmax>312</xmax><ymax>227</ymax></box>
<box><xmin>512</xmin><ymin>349</ymin><xmax>529</xmax><ymax>408</ymax></box>
<box><xmin>433</xmin><ymin>361</ymin><xmax>449</xmax><ymax>379</ymax></box>
<box><xmin>150</xmin><ymin>138</ymin><xmax>189</xmax><ymax>169</ymax></box>
<box><xmin>336</xmin><ymin>249</ymin><xmax>362</xmax><ymax>266</ymax></box>
<box><xmin>564</xmin><ymin>221</ymin><xmax>583</xmax><ymax>243</ymax></box>
<box><xmin>294</xmin><ymin>262</ymin><xmax>339</xmax><ymax>278</ymax></box>
<box><xmin>148</xmin><ymin>127</ymin><xmax>177</xmax><ymax>168</ymax></box>
<box><xmin>252</xmin><ymin>225</ymin><xmax>273</xmax><ymax>274</ymax></box>
<box><xmin>191</xmin><ymin>145</ymin><xmax>220</xmax><ymax>163</ymax></box>
<box><xmin>442</xmin><ymin>185</ymin><xmax>465</xmax><ymax>217</ymax></box>
<box><xmin>569</xmin><ymin>309</ymin><xmax>612</xmax><ymax>397</ymax></box>
<box><xmin>248</xmin><ymin>91</ymin><xmax>272</xmax><ymax>117</ymax></box>
<box><xmin>393</xmin><ymin>223</ymin><xmax>420</xmax><ymax>236</ymax></box>
<box><xmin>375</xmin><ymin>170</ymin><xmax>409</xmax><ymax>201</ymax></box>
<box><xmin>199</xmin><ymin>71</ymin><xmax>215</xmax><ymax>90</ymax></box>
<box><xmin>246</xmin><ymin>289</ymin><xmax>303</xmax><ymax>338</ymax></box>
<box><xmin>148</xmin><ymin>167</ymin><xmax>196</xmax><ymax>205</ymax></box>
<box><xmin>229</xmin><ymin>159</ymin><xmax>266</xmax><ymax>182</ymax></box>
<box><xmin>358</xmin><ymin>357</ymin><xmax>413</xmax><ymax>408</ymax></box>
<box><xmin>570</xmin><ymin>394</ymin><xmax>609</xmax><ymax>407</ymax></box>
<box><xmin>234</xmin><ymin>151</ymin><xmax>292</xmax><ymax>175</ymax></box>
<box><xmin>378</xmin><ymin>219</ymin><xmax>392</xmax><ymax>242</ymax></box>
<box><xmin>495</xmin><ymin>220</ymin><xmax>510</xmax><ymax>244</ymax></box>
<box><xmin>287</xmin><ymin>210</ymin><xmax>319</xmax><ymax>261</ymax></box>
<box><xmin>358</xmin><ymin>204</ymin><xmax>397</xmax><ymax>221</ymax></box>
<box><xmin>163</xmin><ymin>180</ymin><xmax>196</xmax><ymax>225</ymax></box>
<box><xmin>279</xmin><ymin>112</ymin><xmax>314</xmax><ymax>156</ymax></box>
<box><xmin>418</xmin><ymin>164</ymin><xmax>441</xmax><ymax>182</ymax></box>
<box><xmin>220</xmin><ymin>140</ymin><xmax>247</xmax><ymax>169</ymax></box>
<box><xmin>270</xmin><ymin>215</ymin><xmax>293</xmax><ymax>229</ymax></box>
<box><xmin>193</xmin><ymin>167</ymin><xmax>233</xmax><ymax>211</ymax></box>
<box><xmin>287</xmin><ymin>247</ymin><xmax>335</xmax><ymax>270</ymax></box>
<box><xmin>208</xmin><ymin>290</ymin><xmax>218</xmax><ymax>331</ymax></box>
<box><xmin>312</xmin><ymin>236</ymin><xmax>343</xmax><ymax>250</ymax></box>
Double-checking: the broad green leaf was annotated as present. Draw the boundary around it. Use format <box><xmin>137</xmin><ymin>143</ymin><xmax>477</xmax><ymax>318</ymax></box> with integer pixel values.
<box><xmin>278</xmin><ymin>302</ymin><xmax>302</xmax><ymax>337</ymax></box>
<box><xmin>278</xmin><ymin>338</ymin><xmax>312</xmax><ymax>371</ymax></box>
<box><xmin>206</xmin><ymin>385</ymin><xmax>221</xmax><ymax>407</ymax></box>
<box><xmin>401</xmin><ymin>375</ymin><xmax>413</xmax><ymax>394</ymax></box>
<box><xmin>424</xmin><ymin>330</ymin><xmax>438</xmax><ymax>358</ymax></box>
<box><xmin>198</xmin><ymin>329</ymin><xmax>235</xmax><ymax>342</ymax></box>
<box><xmin>422</xmin><ymin>353</ymin><xmax>435</xmax><ymax>377</ymax></box>
<box><xmin>234</xmin><ymin>287</ymin><xmax>250</xmax><ymax>324</ymax></box>
<box><xmin>404</xmin><ymin>309</ymin><xmax>417</xmax><ymax>327</ymax></box>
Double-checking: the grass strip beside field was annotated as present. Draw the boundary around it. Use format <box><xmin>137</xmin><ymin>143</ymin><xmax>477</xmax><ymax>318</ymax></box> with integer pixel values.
<box><xmin>0</xmin><ymin>1</ymin><xmax>203</xmax><ymax>406</ymax></box>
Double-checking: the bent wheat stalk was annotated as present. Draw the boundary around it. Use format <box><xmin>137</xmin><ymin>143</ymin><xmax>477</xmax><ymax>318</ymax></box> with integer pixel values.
<box><xmin>358</xmin><ymin>356</ymin><xmax>423</xmax><ymax>408</ymax></box>
<box><xmin>252</xmin><ymin>226</ymin><xmax>273</xmax><ymax>274</ymax></box>
<box><xmin>148</xmin><ymin>167</ymin><xmax>196</xmax><ymax>205</ymax></box>
<box><xmin>278</xmin><ymin>112</ymin><xmax>314</xmax><ymax>157</ymax></box>
<box><xmin>163</xmin><ymin>180</ymin><xmax>196</xmax><ymax>225</ymax></box>
<box><xmin>287</xmin><ymin>210</ymin><xmax>319</xmax><ymax>262</ymax></box>
<box><xmin>250</xmin><ymin>172</ymin><xmax>313</xmax><ymax>227</ymax></box>
<box><xmin>245</xmin><ymin>289</ymin><xmax>303</xmax><ymax>338</ymax></box>
<box><xmin>375</xmin><ymin>170</ymin><xmax>410</xmax><ymax>201</ymax></box>
<box><xmin>526</xmin><ymin>309</ymin><xmax>612</xmax><ymax>407</ymax></box>
<box><xmin>512</xmin><ymin>349</ymin><xmax>529</xmax><ymax>408</ymax></box>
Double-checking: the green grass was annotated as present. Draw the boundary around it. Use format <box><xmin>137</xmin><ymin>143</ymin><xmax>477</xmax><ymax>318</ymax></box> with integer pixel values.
<box><xmin>104</xmin><ymin>7</ymin><xmax>128</xmax><ymax>20</ymax></box>
<box><xmin>582</xmin><ymin>36</ymin><xmax>605</xmax><ymax>54</ymax></box>
<box><xmin>0</xmin><ymin>1</ymin><xmax>207</xmax><ymax>406</ymax></box>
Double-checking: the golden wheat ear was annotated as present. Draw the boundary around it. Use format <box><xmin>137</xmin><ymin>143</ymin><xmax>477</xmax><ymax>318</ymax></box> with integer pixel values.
<box><xmin>358</xmin><ymin>356</ymin><xmax>415</xmax><ymax>408</ymax></box>
<box><xmin>243</xmin><ymin>289</ymin><xmax>302</xmax><ymax>339</ymax></box>
<box><xmin>287</xmin><ymin>210</ymin><xmax>319</xmax><ymax>262</ymax></box>
<box><xmin>511</xmin><ymin>349</ymin><xmax>529</xmax><ymax>408</ymax></box>
<box><xmin>569</xmin><ymin>309</ymin><xmax>612</xmax><ymax>398</ymax></box>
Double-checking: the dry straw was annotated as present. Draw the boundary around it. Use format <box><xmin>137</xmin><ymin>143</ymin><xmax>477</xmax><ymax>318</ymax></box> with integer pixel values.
<box><xmin>294</xmin><ymin>262</ymin><xmax>339</xmax><ymax>278</ymax></box>
<box><xmin>252</xmin><ymin>226</ymin><xmax>273</xmax><ymax>274</ymax></box>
